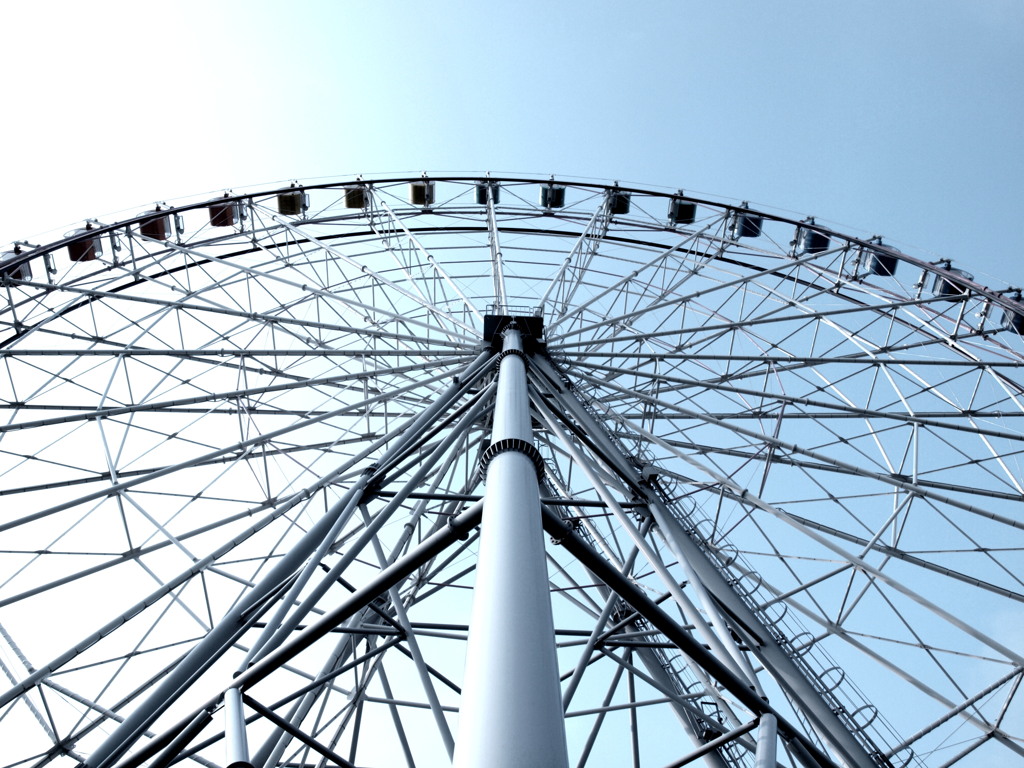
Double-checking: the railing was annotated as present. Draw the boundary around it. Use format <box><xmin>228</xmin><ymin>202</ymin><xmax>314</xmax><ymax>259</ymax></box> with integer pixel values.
<box><xmin>559</xmin><ymin>380</ymin><xmax>917</xmax><ymax>768</ymax></box>
<box><xmin>486</xmin><ymin>303</ymin><xmax>544</xmax><ymax>317</ymax></box>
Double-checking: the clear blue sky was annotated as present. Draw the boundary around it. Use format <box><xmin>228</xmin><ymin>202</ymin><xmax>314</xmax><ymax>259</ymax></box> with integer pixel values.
<box><xmin>0</xmin><ymin>4</ymin><xmax>1022</xmax><ymax>764</ymax></box>
<box><xmin>2</xmin><ymin>0</ymin><xmax>1022</xmax><ymax>289</ymax></box>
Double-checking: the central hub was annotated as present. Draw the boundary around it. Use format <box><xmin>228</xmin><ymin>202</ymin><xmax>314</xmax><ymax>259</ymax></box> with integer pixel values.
<box><xmin>482</xmin><ymin>311</ymin><xmax>545</xmax><ymax>353</ymax></box>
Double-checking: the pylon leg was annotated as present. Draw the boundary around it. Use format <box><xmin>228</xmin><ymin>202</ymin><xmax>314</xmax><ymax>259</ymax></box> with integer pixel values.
<box><xmin>454</xmin><ymin>326</ymin><xmax>569</xmax><ymax>768</ymax></box>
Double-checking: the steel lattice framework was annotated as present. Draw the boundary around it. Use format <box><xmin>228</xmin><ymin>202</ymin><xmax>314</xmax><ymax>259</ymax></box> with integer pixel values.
<box><xmin>0</xmin><ymin>175</ymin><xmax>1022</xmax><ymax>768</ymax></box>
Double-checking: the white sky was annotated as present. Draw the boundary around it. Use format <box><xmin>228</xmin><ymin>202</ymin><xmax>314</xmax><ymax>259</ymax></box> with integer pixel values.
<box><xmin>2</xmin><ymin>0</ymin><xmax>1022</xmax><ymax>286</ymax></box>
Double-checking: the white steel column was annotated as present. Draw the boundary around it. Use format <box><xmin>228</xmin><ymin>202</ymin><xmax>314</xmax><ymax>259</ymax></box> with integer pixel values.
<box><xmin>755</xmin><ymin>713</ymin><xmax>778</xmax><ymax>768</ymax></box>
<box><xmin>453</xmin><ymin>326</ymin><xmax>569</xmax><ymax>768</ymax></box>
<box><xmin>224</xmin><ymin>687</ymin><xmax>253</xmax><ymax>768</ymax></box>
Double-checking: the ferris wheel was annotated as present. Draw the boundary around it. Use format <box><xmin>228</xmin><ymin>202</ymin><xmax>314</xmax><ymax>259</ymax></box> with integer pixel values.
<box><xmin>0</xmin><ymin>175</ymin><xmax>1021</xmax><ymax>768</ymax></box>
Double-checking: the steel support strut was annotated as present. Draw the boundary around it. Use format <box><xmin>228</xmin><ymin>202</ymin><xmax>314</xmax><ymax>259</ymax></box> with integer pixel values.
<box><xmin>79</xmin><ymin>350</ymin><xmax>494</xmax><ymax>768</ymax></box>
<box><xmin>530</xmin><ymin>355</ymin><xmax>879</xmax><ymax>768</ymax></box>
<box><xmin>539</xmin><ymin>506</ymin><xmax>841</xmax><ymax>768</ymax></box>
<box><xmin>453</xmin><ymin>327</ymin><xmax>569</xmax><ymax>768</ymax></box>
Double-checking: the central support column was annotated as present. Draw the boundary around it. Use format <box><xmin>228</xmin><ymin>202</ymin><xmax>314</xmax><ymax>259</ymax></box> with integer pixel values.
<box><xmin>453</xmin><ymin>326</ymin><xmax>569</xmax><ymax>768</ymax></box>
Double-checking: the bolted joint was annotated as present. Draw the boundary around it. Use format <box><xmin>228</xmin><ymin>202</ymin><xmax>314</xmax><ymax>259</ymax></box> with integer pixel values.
<box><xmin>477</xmin><ymin>438</ymin><xmax>545</xmax><ymax>482</ymax></box>
<box><xmin>494</xmin><ymin>347</ymin><xmax>529</xmax><ymax>370</ymax></box>
<box><xmin>359</xmin><ymin>464</ymin><xmax>385</xmax><ymax>501</ymax></box>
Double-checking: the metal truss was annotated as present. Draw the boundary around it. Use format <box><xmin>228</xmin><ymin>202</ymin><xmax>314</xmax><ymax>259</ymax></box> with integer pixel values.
<box><xmin>0</xmin><ymin>176</ymin><xmax>1022</xmax><ymax>768</ymax></box>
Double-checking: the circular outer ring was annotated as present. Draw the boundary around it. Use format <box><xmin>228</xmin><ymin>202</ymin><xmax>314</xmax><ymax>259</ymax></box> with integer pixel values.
<box><xmin>1</xmin><ymin>174</ymin><xmax>1022</xmax><ymax>768</ymax></box>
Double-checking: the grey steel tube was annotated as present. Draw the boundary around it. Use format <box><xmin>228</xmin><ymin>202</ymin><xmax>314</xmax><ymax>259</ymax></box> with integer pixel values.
<box><xmin>453</xmin><ymin>328</ymin><xmax>569</xmax><ymax>768</ymax></box>
<box><xmin>224</xmin><ymin>687</ymin><xmax>253</xmax><ymax>768</ymax></box>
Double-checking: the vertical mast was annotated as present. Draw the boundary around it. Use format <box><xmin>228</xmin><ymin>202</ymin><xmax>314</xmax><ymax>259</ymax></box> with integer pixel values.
<box><xmin>453</xmin><ymin>324</ymin><xmax>568</xmax><ymax>768</ymax></box>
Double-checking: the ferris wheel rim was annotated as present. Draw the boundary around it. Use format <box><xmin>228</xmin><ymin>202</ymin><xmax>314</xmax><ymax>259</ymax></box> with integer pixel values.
<box><xmin>6</xmin><ymin>173</ymin><xmax>1023</xmax><ymax>321</ymax></box>
<box><xmin>0</xmin><ymin>174</ymin><xmax>1021</xmax><ymax>768</ymax></box>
